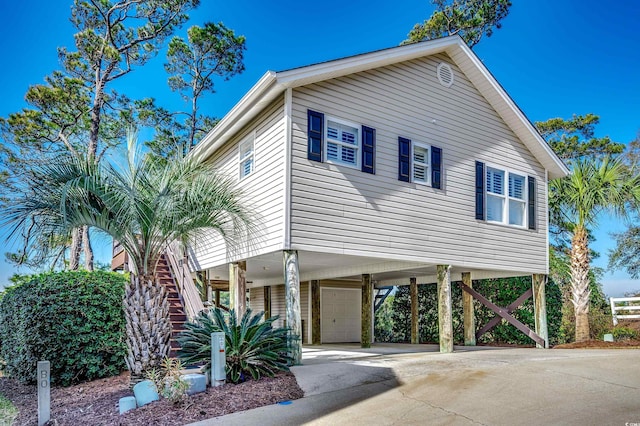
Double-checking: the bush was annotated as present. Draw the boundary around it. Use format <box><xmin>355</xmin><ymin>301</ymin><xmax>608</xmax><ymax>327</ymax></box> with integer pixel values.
<box><xmin>178</xmin><ymin>308</ymin><xmax>293</xmax><ymax>383</ymax></box>
<box><xmin>146</xmin><ymin>357</ymin><xmax>189</xmax><ymax>404</ymax></box>
<box><xmin>382</xmin><ymin>276</ymin><xmax>563</xmax><ymax>346</ymax></box>
<box><xmin>0</xmin><ymin>271</ymin><xmax>127</xmax><ymax>386</ymax></box>
<box><xmin>612</xmin><ymin>326</ymin><xmax>639</xmax><ymax>341</ymax></box>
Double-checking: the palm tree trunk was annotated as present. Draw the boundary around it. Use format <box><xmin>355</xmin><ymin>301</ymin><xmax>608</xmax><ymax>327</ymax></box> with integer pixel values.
<box><xmin>82</xmin><ymin>225</ymin><xmax>94</xmax><ymax>271</ymax></box>
<box><xmin>124</xmin><ymin>274</ymin><xmax>172</xmax><ymax>381</ymax></box>
<box><xmin>69</xmin><ymin>227</ymin><xmax>83</xmax><ymax>270</ymax></box>
<box><xmin>571</xmin><ymin>225</ymin><xmax>591</xmax><ymax>342</ymax></box>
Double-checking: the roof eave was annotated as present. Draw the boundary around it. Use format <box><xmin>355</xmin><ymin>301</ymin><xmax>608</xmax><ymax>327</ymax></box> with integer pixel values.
<box><xmin>446</xmin><ymin>42</ymin><xmax>569</xmax><ymax>180</ymax></box>
<box><xmin>190</xmin><ymin>71</ymin><xmax>280</xmax><ymax>163</ymax></box>
<box><xmin>191</xmin><ymin>35</ymin><xmax>569</xmax><ymax>180</ymax></box>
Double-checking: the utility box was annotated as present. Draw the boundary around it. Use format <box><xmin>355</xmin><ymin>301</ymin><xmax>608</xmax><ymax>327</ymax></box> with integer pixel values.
<box><xmin>211</xmin><ymin>332</ymin><xmax>226</xmax><ymax>387</ymax></box>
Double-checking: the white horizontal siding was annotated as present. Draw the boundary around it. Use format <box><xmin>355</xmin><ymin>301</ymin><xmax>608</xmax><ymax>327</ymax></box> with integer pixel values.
<box><xmin>249</xmin><ymin>287</ymin><xmax>265</xmax><ymax>313</ymax></box>
<box><xmin>289</xmin><ymin>53</ymin><xmax>548</xmax><ymax>274</ymax></box>
<box><xmin>271</xmin><ymin>285</ymin><xmax>285</xmax><ymax>329</ymax></box>
<box><xmin>192</xmin><ymin>97</ymin><xmax>286</xmax><ymax>270</ymax></box>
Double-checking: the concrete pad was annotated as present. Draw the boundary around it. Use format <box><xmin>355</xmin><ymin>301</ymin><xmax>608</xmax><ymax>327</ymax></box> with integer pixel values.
<box><xmin>189</xmin><ymin>345</ymin><xmax>640</xmax><ymax>426</ymax></box>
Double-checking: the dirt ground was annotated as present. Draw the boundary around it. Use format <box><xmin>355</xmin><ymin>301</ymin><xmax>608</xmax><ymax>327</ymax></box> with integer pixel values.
<box><xmin>0</xmin><ymin>371</ymin><xmax>303</xmax><ymax>426</ymax></box>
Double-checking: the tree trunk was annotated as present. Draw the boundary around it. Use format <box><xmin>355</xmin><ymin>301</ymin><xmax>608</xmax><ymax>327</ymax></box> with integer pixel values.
<box><xmin>571</xmin><ymin>225</ymin><xmax>591</xmax><ymax>342</ymax></box>
<box><xmin>69</xmin><ymin>227</ymin><xmax>83</xmax><ymax>271</ymax></box>
<box><xmin>82</xmin><ymin>225</ymin><xmax>94</xmax><ymax>271</ymax></box>
<box><xmin>124</xmin><ymin>274</ymin><xmax>172</xmax><ymax>381</ymax></box>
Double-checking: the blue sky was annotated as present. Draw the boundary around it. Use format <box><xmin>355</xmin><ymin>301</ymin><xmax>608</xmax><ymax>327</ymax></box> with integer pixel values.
<box><xmin>0</xmin><ymin>1</ymin><xmax>639</xmax><ymax>295</ymax></box>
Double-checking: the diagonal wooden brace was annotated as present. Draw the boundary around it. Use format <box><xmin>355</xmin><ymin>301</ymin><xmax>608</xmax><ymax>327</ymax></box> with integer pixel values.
<box><xmin>460</xmin><ymin>283</ymin><xmax>545</xmax><ymax>347</ymax></box>
<box><xmin>475</xmin><ymin>288</ymin><xmax>533</xmax><ymax>339</ymax></box>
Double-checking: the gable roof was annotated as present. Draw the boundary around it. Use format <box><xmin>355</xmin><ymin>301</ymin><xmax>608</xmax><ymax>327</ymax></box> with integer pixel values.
<box><xmin>191</xmin><ymin>35</ymin><xmax>569</xmax><ymax>179</ymax></box>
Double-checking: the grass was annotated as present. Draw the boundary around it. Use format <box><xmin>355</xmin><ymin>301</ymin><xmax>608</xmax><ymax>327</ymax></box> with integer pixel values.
<box><xmin>0</xmin><ymin>394</ymin><xmax>17</xmax><ymax>426</ymax></box>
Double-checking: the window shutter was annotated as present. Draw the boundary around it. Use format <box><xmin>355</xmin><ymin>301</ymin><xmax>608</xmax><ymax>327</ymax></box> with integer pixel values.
<box><xmin>361</xmin><ymin>126</ymin><xmax>375</xmax><ymax>174</ymax></box>
<box><xmin>307</xmin><ymin>110</ymin><xmax>324</xmax><ymax>162</ymax></box>
<box><xmin>398</xmin><ymin>137</ymin><xmax>411</xmax><ymax>182</ymax></box>
<box><xmin>528</xmin><ymin>176</ymin><xmax>536</xmax><ymax>230</ymax></box>
<box><xmin>475</xmin><ymin>161</ymin><xmax>485</xmax><ymax>220</ymax></box>
<box><xmin>431</xmin><ymin>146</ymin><xmax>442</xmax><ymax>189</ymax></box>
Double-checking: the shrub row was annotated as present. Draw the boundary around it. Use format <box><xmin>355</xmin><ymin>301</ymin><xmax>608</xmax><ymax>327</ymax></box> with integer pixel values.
<box><xmin>377</xmin><ymin>276</ymin><xmax>563</xmax><ymax>346</ymax></box>
<box><xmin>0</xmin><ymin>271</ymin><xmax>127</xmax><ymax>386</ymax></box>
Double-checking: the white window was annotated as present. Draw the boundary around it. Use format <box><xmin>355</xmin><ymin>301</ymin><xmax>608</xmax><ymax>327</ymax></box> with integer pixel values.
<box><xmin>239</xmin><ymin>135</ymin><xmax>254</xmax><ymax>180</ymax></box>
<box><xmin>508</xmin><ymin>172</ymin><xmax>526</xmax><ymax>226</ymax></box>
<box><xmin>325</xmin><ymin>118</ymin><xmax>360</xmax><ymax>168</ymax></box>
<box><xmin>412</xmin><ymin>142</ymin><xmax>430</xmax><ymax>185</ymax></box>
<box><xmin>486</xmin><ymin>166</ymin><xmax>527</xmax><ymax>227</ymax></box>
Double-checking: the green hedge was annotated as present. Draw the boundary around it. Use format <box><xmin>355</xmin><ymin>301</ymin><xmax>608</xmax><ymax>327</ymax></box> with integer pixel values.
<box><xmin>0</xmin><ymin>271</ymin><xmax>127</xmax><ymax>386</ymax></box>
<box><xmin>383</xmin><ymin>276</ymin><xmax>563</xmax><ymax>346</ymax></box>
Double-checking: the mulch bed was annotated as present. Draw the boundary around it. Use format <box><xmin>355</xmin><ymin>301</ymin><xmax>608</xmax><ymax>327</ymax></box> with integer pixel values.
<box><xmin>0</xmin><ymin>371</ymin><xmax>303</xmax><ymax>426</ymax></box>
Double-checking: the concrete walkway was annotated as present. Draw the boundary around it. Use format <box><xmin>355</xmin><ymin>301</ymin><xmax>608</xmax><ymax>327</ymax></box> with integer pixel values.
<box><xmin>190</xmin><ymin>344</ymin><xmax>640</xmax><ymax>425</ymax></box>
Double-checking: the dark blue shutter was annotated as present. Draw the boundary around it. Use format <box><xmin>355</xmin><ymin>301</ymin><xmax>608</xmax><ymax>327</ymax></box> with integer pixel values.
<box><xmin>431</xmin><ymin>146</ymin><xmax>442</xmax><ymax>189</ymax></box>
<box><xmin>398</xmin><ymin>137</ymin><xmax>411</xmax><ymax>182</ymax></box>
<box><xmin>361</xmin><ymin>126</ymin><xmax>375</xmax><ymax>174</ymax></box>
<box><xmin>475</xmin><ymin>161</ymin><xmax>485</xmax><ymax>220</ymax></box>
<box><xmin>307</xmin><ymin>109</ymin><xmax>323</xmax><ymax>162</ymax></box>
<box><xmin>528</xmin><ymin>176</ymin><xmax>536</xmax><ymax>230</ymax></box>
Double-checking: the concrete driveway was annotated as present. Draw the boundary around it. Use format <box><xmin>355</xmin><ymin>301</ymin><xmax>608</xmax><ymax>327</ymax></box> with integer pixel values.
<box><xmin>190</xmin><ymin>344</ymin><xmax>640</xmax><ymax>425</ymax></box>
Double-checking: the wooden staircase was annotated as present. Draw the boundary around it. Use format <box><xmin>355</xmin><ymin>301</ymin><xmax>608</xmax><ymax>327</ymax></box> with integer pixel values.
<box><xmin>156</xmin><ymin>254</ymin><xmax>187</xmax><ymax>357</ymax></box>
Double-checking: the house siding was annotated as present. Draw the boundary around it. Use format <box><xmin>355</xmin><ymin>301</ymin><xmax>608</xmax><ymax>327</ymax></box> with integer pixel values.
<box><xmin>271</xmin><ymin>285</ymin><xmax>285</xmax><ymax>329</ymax></box>
<box><xmin>289</xmin><ymin>53</ymin><xmax>548</xmax><ymax>274</ymax></box>
<box><xmin>249</xmin><ymin>287</ymin><xmax>265</xmax><ymax>312</ymax></box>
<box><xmin>192</xmin><ymin>97</ymin><xmax>286</xmax><ymax>269</ymax></box>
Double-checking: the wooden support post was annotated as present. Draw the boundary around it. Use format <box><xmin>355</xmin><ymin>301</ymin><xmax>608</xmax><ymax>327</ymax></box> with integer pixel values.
<box><xmin>361</xmin><ymin>274</ymin><xmax>373</xmax><ymax>348</ymax></box>
<box><xmin>462</xmin><ymin>272</ymin><xmax>475</xmax><ymax>346</ymax></box>
<box><xmin>437</xmin><ymin>265</ymin><xmax>453</xmax><ymax>353</ymax></box>
<box><xmin>283</xmin><ymin>250</ymin><xmax>302</xmax><ymax>364</ymax></box>
<box><xmin>228</xmin><ymin>263</ymin><xmax>236</xmax><ymax>311</ymax></box>
<box><xmin>215</xmin><ymin>289</ymin><xmax>220</xmax><ymax>307</ymax></box>
<box><xmin>532</xmin><ymin>274</ymin><xmax>549</xmax><ymax>349</ymax></box>
<box><xmin>229</xmin><ymin>261</ymin><xmax>247</xmax><ymax>317</ymax></box>
<box><xmin>311</xmin><ymin>280</ymin><xmax>321</xmax><ymax>345</ymax></box>
<box><xmin>264</xmin><ymin>286</ymin><xmax>271</xmax><ymax>319</ymax></box>
<box><xmin>410</xmin><ymin>277</ymin><xmax>418</xmax><ymax>344</ymax></box>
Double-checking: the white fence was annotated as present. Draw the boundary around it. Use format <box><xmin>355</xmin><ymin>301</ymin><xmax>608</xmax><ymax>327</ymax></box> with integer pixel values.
<box><xmin>610</xmin><ymin>296</ymin><xmax>640</xmax><ymax>326</ymax></box>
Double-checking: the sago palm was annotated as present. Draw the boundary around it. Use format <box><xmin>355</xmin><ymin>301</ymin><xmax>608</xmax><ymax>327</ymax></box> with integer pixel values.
<box><xmin>177</xmin><ymin>308</ymin><xmax>293</xmax><ymax>383</ymax></box>
<box><xmin>550</xmin><ymin>157</ymin><xmax>640</xmax><ymax>341</ymax></box>
<box><xmin>3</xmin><ymin>135</ymin><xmax>254</xmax><ymax>377</ymax></box>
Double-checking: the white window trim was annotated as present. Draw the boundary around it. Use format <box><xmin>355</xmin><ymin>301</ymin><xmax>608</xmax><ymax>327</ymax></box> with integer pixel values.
<box><xmin>485</xmin><ymin>163</ymin><xmax>528</xmax><ymax>228</ymax></box>
<box><xmin>411</xmin><ymin>141</ymin><xmax>431</xmax><ymax>186</ymax></box>
<box><xmin>238</xmin><ymin>133</ymin><xmax>255</xmax><ymax>181</ymax></box>
<box><xmin>324</xmin><ymin>115</ymin><xmax>361</xmax><ymax>169</ymax></box>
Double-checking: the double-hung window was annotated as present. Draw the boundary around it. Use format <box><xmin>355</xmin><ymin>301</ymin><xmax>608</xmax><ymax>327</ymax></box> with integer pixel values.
<box><xmin>485</xmin><ymin>166</ymin><xmax>527</xmax><ymax>227</ymax></box>
<box><xmin>238</xmin><ymin>135</ymin><xmax>254</xmax><ymax>180</ymax></box>
<box><xmin>325</xmin><ymin>118</ymin><xmax>360</xmax><ymax>168</ymax></box>
<box><xmin>412</xmin><ymin>142</ymin><xmax>431</xmax><ymax>185</ymax></box>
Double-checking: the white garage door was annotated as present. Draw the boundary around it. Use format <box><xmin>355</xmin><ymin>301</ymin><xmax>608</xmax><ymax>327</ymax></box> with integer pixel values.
<box><xmin>321</xmin><ymin>288</ymin><xmax>361</xmax><ymax>343</ymax></box>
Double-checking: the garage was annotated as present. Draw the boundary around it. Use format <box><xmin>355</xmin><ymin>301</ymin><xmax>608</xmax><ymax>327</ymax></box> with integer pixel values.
<box><xmin>321</xmin><ymin>287</ymin><xmax>361</xmax><ymax>343</ymax></box>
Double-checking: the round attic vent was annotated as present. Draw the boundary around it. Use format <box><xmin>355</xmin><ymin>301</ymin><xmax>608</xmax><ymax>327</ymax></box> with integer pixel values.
<box><xmin>437</xmin><ymin>62</ymin><xmax>454</xmax><ymax>88</ymax></box>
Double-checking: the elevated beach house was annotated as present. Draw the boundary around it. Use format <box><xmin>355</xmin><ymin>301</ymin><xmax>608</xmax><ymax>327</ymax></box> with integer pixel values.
<box><xmin>181</xmin><ymin>35</ymin><xmax>568</xmax><ymax>361</ymax></box>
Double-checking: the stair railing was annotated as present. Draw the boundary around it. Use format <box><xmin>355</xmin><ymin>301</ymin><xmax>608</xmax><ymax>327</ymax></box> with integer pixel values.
<box><xmin>165</xmin><ymin>241</ymin><xmax>205</xmax><ymax>321</ymax></box>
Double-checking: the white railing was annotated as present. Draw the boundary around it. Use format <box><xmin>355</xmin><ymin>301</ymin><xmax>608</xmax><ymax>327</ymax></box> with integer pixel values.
<box><xmin>610</xmin><ymin>297</ymin><xmax>640</xmax><ymax>326</ymax></box>
<box><xmin>165</xmin><ymin>241</ymin><xmax>205</xmax><ymax>321</ymax></box>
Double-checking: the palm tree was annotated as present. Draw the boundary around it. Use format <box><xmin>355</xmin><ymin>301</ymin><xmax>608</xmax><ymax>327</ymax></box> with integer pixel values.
<box><xmin>3</xmin><ymin>135</ymin><xmax>253</xmax><ymax>377</ymax></box>
<box><xmin>550</xmin><ymin>157</ymin><xmax>640</xmax><ymax>341</ymax></box>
